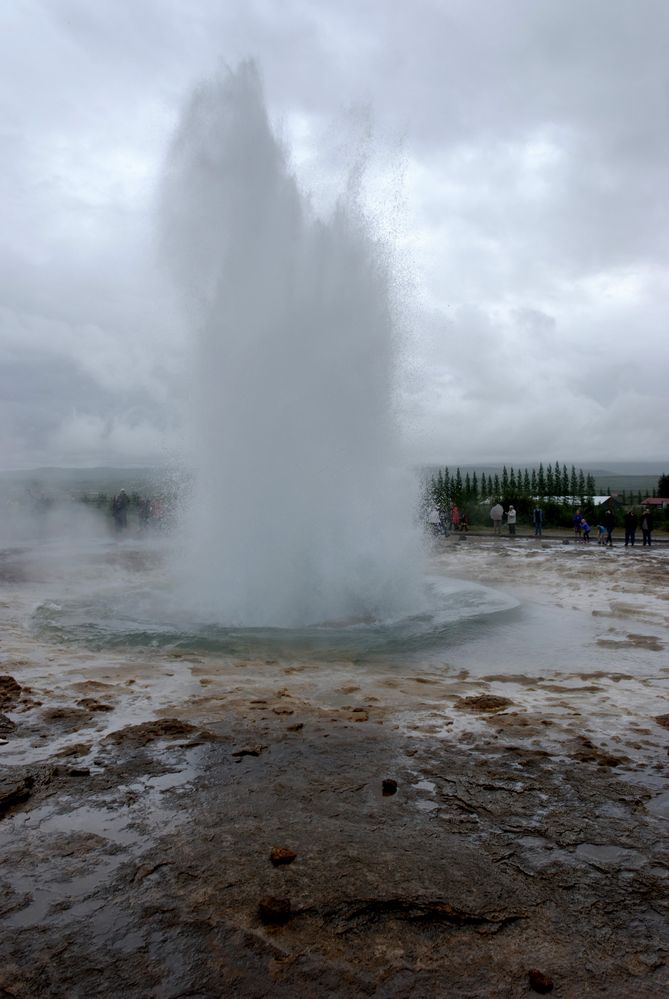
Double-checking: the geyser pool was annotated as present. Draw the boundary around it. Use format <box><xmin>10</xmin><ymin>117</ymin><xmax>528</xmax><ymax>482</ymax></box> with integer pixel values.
<box><xmin>161</xmin><ymin>61</ymin><xmax>424</xmax><ymax>629</ymax></box>
<box><xmin>27</xmin><ymin>537</ymin><xmax>519</xmax><ymax>660</ymax></box>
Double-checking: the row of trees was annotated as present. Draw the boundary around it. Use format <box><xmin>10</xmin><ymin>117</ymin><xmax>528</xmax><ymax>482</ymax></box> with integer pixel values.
<box><xmin>427</xmin><ymin>465</ymin><xmax>669</xmax><ymax>529</ymax></box>
<box><xmin>429</xmin><ymin>463</ymin><xmax>597</xmax><ymax>510</ymax></box>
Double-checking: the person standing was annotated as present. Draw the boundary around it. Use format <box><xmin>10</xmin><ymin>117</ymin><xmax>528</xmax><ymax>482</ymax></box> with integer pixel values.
<box><xmin>427</xmin><ymin>505</ymin><xmax>441</xmax><ymax>536</ymax></box>
<box><xmin>603</xmin><ymin>507</ymin><xmax>615</xmax><ymax>547</ymax></box>
<box><xmin>490</xmin><ymin>502</ymin><xmax>504</xmax><ymax>536</ymax></box>
<box><xmin>624</xmin><ymin>509</ymin><xmax>638</xmax><ymax>547</ymax></box>
<box><xmin>533</xmin><ymin>506</ymin><xmax>544</xmax><ymax>537</ymax></box>
<box><xmin>450</xmin><ymin>504</ymin><xmax>461</xmax><ymax>532</ymax></box>
<box><xmin>111</xmin><ymin>489</ymin><xmax>130</xmax><ymax>531</ymax></box>
<box><xmin>506</xmin><ymin>505</ymin><xmax>517</xmax><ymax>536</ymax></box>
<box><xmin>641</xmin><ymin>507</ymin><xmax>654</xmax><ymax>546</ymax></box>
<box><xmin>573</xmin><ymin>509</ymin><xmax>582</xmax><ymax>539</ymax></box>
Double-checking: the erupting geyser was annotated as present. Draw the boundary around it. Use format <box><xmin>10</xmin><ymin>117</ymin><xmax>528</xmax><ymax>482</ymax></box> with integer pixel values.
<box><xmin>162</xmin><ymin>62</ymin><xmax>423</xmax><ymax>627</ymax></box>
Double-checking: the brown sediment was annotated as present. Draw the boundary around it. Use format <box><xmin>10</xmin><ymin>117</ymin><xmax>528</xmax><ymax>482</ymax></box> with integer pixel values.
<box><xmin>597</xmin><ymin>634</ymin><xmax>664</xmax><ymax>651</ymax></box>
<box><xmin>456</xmin><ymin>694</ymin><xmax>514</xmax><ymax>713</ymax></box>
<box><xmin>0</xmin><ymin>675</ymin><xmax>23</xmax><ymax>709</ymax></box>
<box><xmin>104</xmin><ymin>718</ymin><xmax>220</xmax><ymax>747</ymax></box>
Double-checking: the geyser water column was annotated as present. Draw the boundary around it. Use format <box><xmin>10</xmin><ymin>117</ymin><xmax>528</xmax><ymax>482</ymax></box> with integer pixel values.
<box><xmin>163</xmin><ymin>62</ymin><xmax>423</xmax><ymax>628</ymax></box>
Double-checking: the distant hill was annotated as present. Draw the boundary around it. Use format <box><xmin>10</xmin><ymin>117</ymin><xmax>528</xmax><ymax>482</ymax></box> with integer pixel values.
<box><xmin>588</xmin><ymin>473</ymin><xmax>658</xmax><ymax>496</ymax></box>
<box><xmin>0</xmin><ymin>466</ymin><xmax>178</xmax><ymax>498</ymax></box>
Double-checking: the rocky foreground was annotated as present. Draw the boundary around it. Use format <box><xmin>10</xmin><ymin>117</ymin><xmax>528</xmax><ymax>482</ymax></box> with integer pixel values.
<box><xmin>1</xmin><ymin>664</ymin><xmax>668</xmax><ymax>999</ymax></box>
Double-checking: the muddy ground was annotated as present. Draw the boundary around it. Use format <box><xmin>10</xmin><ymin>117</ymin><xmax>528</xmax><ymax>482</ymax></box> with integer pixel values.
<box><xmin>1</xmin><ymin>537</ymin><xmax>668</xmax><ymax>997</ymax></box>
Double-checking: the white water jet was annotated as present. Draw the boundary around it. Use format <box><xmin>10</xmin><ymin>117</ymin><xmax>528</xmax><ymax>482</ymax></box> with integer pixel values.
<box><xmin>162</xmin><ymin>62</ymin><xmax>423</xmax><ymax>627</ymax></box>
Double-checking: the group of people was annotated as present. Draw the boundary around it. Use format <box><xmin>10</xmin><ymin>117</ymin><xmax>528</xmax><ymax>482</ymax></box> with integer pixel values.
<box><xmin>447</xmin><ymin>504</ymin><xmax>469</xmax><ymax>533</ymax></box>
<box><xmin>427</xmin><ymin>503</ymin><xmax>470</xmax><ymax>536</ymax></box>
<box><xmin>573</xmin><ymin>506</ymin><xmax>654</xmax><ymax>546</ymax></box>
<box><xmin>489</xmin><ymin>503</ymin><xmax>517</xmax><ymax>535</ymax></box>
<box><xmin>430</xmin><ymin>500</ymin><xmax>659</xmax><ymax>545</ymax></box>
<box><xmin>111</xmin><ymin>491</ymin><xmax>165</xmax><ymax>532</ymax></box>
<box><xmin>623</xmin><ymin>508</ymin><xmax>654</xmax><ymax>546</ymax></box>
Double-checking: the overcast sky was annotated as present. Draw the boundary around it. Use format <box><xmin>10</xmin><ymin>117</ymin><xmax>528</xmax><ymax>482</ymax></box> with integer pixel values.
<box><xmin>2</xmin><ymin>0</ymin><xmax>668</xmax><ymax>469</ymax></box>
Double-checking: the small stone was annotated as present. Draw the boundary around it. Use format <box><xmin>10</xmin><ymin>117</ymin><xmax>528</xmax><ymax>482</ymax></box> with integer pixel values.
<box><xmin>352</xmin><ymin>711</ymin><xmax>369</xmax><ymax>722</ymax></box>
<box><xmin>68</xmin><ymin>767</ymin><xmax>90</xmax><ymax>777</ymax></box>
<box><xmin>528</xmin><ymin>968</ymin><xmax>554</xmax><ymax>993</ymax></box>
<box><xmin>654</xmin><ymin>714</ymin><xmax>669</xmax><ymax>730</ymax></box>
<box><xmin>382</xmin><ymin>779</ymin><xmax>398</xmax><ymax>796</ymax></box>
<box><xmin>258</xmin><ymin>895</ymin><xmax>291</xmax><ymax>924</ymax></box>
<box><xmin>231</xmin><ymin>744</ymin><xmax>265</xmax><ymax>758</ymax></box>
<box><xmin>270</xmin><ymin>847</ymin><xmax>297</xmax><ymax>866</ymax></box>
<box><xmin>456</xmin><ymin>694</ymin><xmax>513</xmax><ymax>713</ymax></box>
<box><xmin>287</xmin><ymin>722</ymin><xmax>304</xmax><ymax>732</ymax></box>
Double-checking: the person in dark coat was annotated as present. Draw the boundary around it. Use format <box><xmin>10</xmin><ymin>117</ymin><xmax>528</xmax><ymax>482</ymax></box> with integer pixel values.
<box><xmin>603</xmin><ymin>507</ymin><xmax>615</xmax><ymax>546</ymax></box>
<box><xmin>641</xmin><ymin>508</ymin><xmax>654</xmax><ymax>546</ymax></box>
<box><xmin>624</xmin><ymin>509</ymin><xmax>638</xmax><ymax>547</ymax></box>
<box><xmin>533</xmin><ymin>506</ymin><xmax>544</xmax><ymax>537</ymax></box>
<box><xmin>112</xmin><ymin>489</ymin><xmax>130</xmax><ymax>530</ymax></box>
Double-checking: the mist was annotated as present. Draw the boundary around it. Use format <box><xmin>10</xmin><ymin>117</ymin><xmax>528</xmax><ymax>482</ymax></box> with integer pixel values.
<box><xmin>160</xmin><ymin>63</ymin><xmax>423</xmax><ymax>627</ymax></box>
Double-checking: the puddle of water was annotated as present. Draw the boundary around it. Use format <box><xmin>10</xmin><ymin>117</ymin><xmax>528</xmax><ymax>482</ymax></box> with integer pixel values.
<box><xmin>517</xmin><ymin>835</ymin><xmax>551</xmax><ymax>849</ymax></box>
<box><xmin>415</xmin><ymin>799</ymin><xmax>439</xmax><ymax>813</ymax></box>
<box><xmin>2</xmin><ymin>763</ymin><xmax>197</xmax><ymax>930</ymax></box>
<box><xmin>597</xmin><ymin>801</ymin><xmax>631</xmax><ymax>820</ymax></box>
<box><xmin>414</xmin><ymin>779</ymin><xmax>436</xmax><ymax>793</ymax></box>
<box><xmin>576</xmin><ymin>843</ymin><xmax>646</xmax><ymax>869</ymax></box>
<box><xmin>17</xmin><ymin>801</ymin><xmax>138</xmax><ymax>845</ymax></box>
<box><xmin>646</xmin><ymin>791</ymin><xmax>669</xmax><ymax>819</ymax></box>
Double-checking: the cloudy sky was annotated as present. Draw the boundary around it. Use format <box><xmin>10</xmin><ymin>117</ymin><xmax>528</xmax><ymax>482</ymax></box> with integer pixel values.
<box><xmin>2</xmin><ymin>0</ymin><xmax>668</xmax><ymax>469</ymax></box>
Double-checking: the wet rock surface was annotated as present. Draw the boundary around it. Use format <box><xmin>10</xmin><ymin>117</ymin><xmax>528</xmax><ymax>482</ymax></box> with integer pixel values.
<box><xmin>0</xmin><ymin>712</ymin><xmax>16</xmax><ymax>734</ymax></box>
<box><xmin>0</xmin><ymin>707</ymin><xmax>667</xmax><ymax>998</ymax></box>
<box><xmin>0</xmin><ymin>674</ymin><xmax>23</xmax><ymax>708</ymax></box>
<box><xmin>1</xmin><ymin>537</ymin><xmax>669</xmax><ymax>995</ymax></box>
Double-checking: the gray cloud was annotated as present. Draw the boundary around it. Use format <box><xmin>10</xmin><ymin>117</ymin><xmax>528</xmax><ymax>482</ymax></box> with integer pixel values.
<box><xmin>1</xmin><ymin>0</ymin><xmax>668</xmax><ymax>466</ymax></box>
